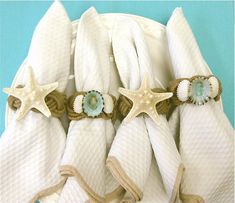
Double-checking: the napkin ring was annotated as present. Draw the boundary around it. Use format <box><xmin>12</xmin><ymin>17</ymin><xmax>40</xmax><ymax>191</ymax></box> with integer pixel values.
<box><xmin>118</xmin><ymin>88</ymin><xmax>173</xmax><ymax>120</ymax></box>
<box><xmin>67</xmin><ymin>90</ymin><xmax>117</xmax><ymax>122</ymax></box>
<box><xmin>8</xmin><ymin>85</ymin><xmax>66</xmax><ymax>118</ymax></box>
<box><xmin>168</xmin><ymin>75</ymin><xmax>222</xmax><ymax>106</ymax></box>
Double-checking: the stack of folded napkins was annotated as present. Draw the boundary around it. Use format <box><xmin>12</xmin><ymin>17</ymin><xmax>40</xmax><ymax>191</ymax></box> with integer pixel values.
<box><xmin>0</xmin><ymin>2</ymin><xmax>233</xmax><ymax>203</ymax></box>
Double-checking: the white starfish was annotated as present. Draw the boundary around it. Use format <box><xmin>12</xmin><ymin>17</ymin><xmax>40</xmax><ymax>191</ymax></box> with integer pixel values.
<box><xmin>119</xmin><ymin>75</ymin><xmax>173</xmax><ymax>124</ymax></box>
<box><xmin>3</xmin><ymin>67</ymin><xmax>58</xmax><ymax>120</ymax></box>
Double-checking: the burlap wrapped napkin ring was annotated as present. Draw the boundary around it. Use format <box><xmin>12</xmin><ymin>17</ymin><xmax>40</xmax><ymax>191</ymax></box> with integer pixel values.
<box><xmin>67</xmin><ymin>90</ymin><xmax>117</xmax><ymax>122</ymax></box>
<box><xmin>5</xmin><ymin>67</ymin><xmax>66</xmax><ymax>120</ymax></box>
<box><xmin>116</xmin><ymin>75</ymin><xmax>174</xmax><ymax>124</ymax></box>
<box><xmin>7</xmin><ymin>86</ymin><xmax>66</xmax><ymax>118</ymax></box>
<box><xmin>168</xmin><ymin>75</ymin><xmax>222</xmax><ymax>106</ymax></box>
<box><xmin>118</xmin><ymin>88</ymin><xmax>173</xmax><ymax>121</ymax></box>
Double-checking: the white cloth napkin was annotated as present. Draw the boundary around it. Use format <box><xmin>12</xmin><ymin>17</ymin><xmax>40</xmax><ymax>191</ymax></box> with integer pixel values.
<box><xmin>0</xmin><ymin>2</ymin><xmax>72</xmax><ymax>202</ymax></box>
<box><xmin>167</xmin><ymin>8</ymin><xmax>234</xmax><ymax>203</ymax></box>
<box><xmin>107</xmin><ymin>17</ymin><xmax>183</xmax><ymax>203</ymax></box>
<box><xmin>121</xmin><ymin>158</ymin><xmax>178</xmax><ymax>203</ymax></box>
<box><xmin>59</xmin><ymin>8</ymin><xmax>121</xmax><ymax>203</ymax></box>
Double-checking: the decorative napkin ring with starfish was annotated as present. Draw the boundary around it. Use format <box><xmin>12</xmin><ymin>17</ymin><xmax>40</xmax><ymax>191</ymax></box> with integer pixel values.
<box><xmin>168</xmin><ymin>75</ymin><xmax>222</xmax><ymax>106</ymax></box>
<box><xmin>117</xmin><ymin>75</ymin><xmax>173</xmax><ymax>124</ymax></box>
<box><xmin>67</xmin><ymin>90</ymin><xmax>117</xmax><ymax>122</ymax></box>
<box><xmin>4</xmin><ymin>67</ymin><xmax>66</xmax><ymax>120</ymax></box>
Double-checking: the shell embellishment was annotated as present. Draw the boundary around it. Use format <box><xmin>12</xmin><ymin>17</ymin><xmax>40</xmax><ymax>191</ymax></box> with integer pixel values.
<box><xmin>73</xmin><ymin>91</ymin><xmax>115</xmax><ymax>117</ymax></box>
<box><xmin>103</xmin><ymin>94</ymin><xmax>114</xmax><ymax>114</ymax></box>
<box><xmin>176</xmin><ymin>76</ymin><xmax>221</xmax><ymax>105</ymax></box>
<box><xmin>82</xmin><ymin>90</ymin><xmax>104</xmax><ymax>117</ymax></box>
<box><xmin>118</xmin><ymin>75</ymin><xmax>173</xmax><ymax>124</ymax></box>
<box><xmin>73</xmin><ymin>95</ymin><xmax>84</xmax><ymax>113</ymax></box>
<box><xmin>208</xmin><ymin>76</ymin><xmax>219</xmax><ymax>98</ymax></box>
<box><xmin>3</xmin><ymin>67</ymin><xmax>58</xmax><ymax>120</ymax></box>
<box><xmin>176</xmin><ymin>80</ymin><xmax>190</xmax><ymax>102</ymax></box>
<box><xmin>189</xmin><ymin>76</ymin><xmax>211</xmax><ymax>105</ymax></box>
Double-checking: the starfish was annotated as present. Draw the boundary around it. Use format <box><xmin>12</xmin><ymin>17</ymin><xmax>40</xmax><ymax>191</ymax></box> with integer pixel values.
<box><xmin>3</xmin><ymin>67</ymin><xmax>58</xmax><ymax>120</ymax></box>
<box><xmin>119</xmin><ymin>75</ymin><xmax>173</xmax><ymax>124</ymax></box>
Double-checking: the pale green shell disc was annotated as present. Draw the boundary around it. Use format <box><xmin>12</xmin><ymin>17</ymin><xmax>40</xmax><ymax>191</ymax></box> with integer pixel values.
<box><xmin>189</xmin><ymin>77</ymin><xmax>211</xmax><ymax>105</ymax></box>
<box><xmin>82</xmin><ymin>90</ymin><xmax>104</xmax><ymax>117</ymax></box>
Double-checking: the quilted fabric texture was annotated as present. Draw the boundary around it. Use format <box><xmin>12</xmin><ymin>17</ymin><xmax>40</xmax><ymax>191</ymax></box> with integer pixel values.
<box><xmin>59</xmin><ymin>8</ymin><xmax>121</xmax><ymax>202</ymax></box>
<box><xmin>122</xmin><ymin>159</ymin><xmax>179</xmax><ymax>203</ymax></box>
<box><xmin>107</xmin><ymin>17</ymin><xmax>152</xmax><ymax>201</ymax></box>
<box><xmin>167</xmin><ymin>8</ymin><xmax>234</xmax><ymax>203</ymax></box>
<box><xmin>145</xmin><ymin>116</ymin><xmax>183</xmax><ymax>203</ymax></box>
<box><xmin>107</xmin><ymin>17</ymin><xmax>183</xmax><ymax>203</ymax></box>
<box><xmin>0</xmin><ymin>2</ymin><xmax>72</xmax><ymax>202</ymax></box>
<box><xmin>59</xmin><ymin>177</ymin><xmax>89</xmax><ymax>203</ymax></box>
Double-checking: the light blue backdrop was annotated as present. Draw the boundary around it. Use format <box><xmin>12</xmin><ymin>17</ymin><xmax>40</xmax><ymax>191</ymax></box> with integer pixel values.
<box><xmin>0</xmin><ymin>1</ymin><xmax>234</xmax><ymax>133</ymax></box>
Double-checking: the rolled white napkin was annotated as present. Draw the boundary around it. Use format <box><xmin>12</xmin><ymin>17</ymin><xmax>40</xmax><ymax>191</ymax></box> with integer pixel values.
<box><xmin>107</xmin><ymin>17</ymin><xmax>152</xmax><ymax>201</ymax></box>
<box><xmin>59</xmin><ymin>7</ymin><xmax>121</xmax><ymax>202</ymax></box>
<box><xmin>167</xmin><ymin>8</ymin><xmax>234</xmax><ymax>203</ymax></box>
<box><xmin>107</xmin><ymin>17</ymin><xmax>183</xmax><ymax>203</ymax></box>
<box><xmin>0</xmin><ymin>2</ymin><xmax>72</xmax><ymax>202</ymax></box>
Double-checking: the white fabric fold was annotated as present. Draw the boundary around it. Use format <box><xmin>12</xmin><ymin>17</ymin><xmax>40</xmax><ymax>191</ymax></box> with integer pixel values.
<box><xmin>107</xmin><ymin>17</ymin><xmax>152</xmax><ymax>201</ymax></box>
<box><xmin>167</xmin><ymin>8</ymin><xmax>234</xmax><ymax>203</ymax></box>
<box><xmin>59</xmin><ymin>177</ymin><xmax>90</xmax><ymax>203</ymax></box>
<box><xmin>107</xmin><ymin>17</ymin><xmax>183</xmax><ymax>203</ymax></box>
<box><xmin>0</xmin><ymin>2</ymin><xmax>72</xmax><ymax>202</ymax></box>
<box><xmin>122</xmin><ymin>158</ymin><xmax>175</xmax><ymax>203</ymax></box>
<box><xmin>59</xmin><ymin>7</ymin><xmax>121</xmax><ymax>202</ymax></box>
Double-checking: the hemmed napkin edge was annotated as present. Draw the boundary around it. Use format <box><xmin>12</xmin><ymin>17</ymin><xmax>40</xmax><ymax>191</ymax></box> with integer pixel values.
<box><xmin>180</xmin><ymin>193</ymin><xmax>205</xmax><ymax>203</ymax></box>
<box><xmin>169</xmin><ymin>163</ymin><xmax>185</xmax><ymax>203</ymax></box>
<box><xmin>60</xmin><ymin>165</ymin><xmax>105</xmax><ymax>202</ymax></box>
<box><xmin>60</xmin><ymin>164</ymin><xmax>124</xmax><ymax>202</ymax></box>
<box><xmin>106</xmin><ymin>156</ymin><xmax>143</xmax><ymax>201</ymax></box>
<box><xmin>106</xmin><ymin>185</ymin><xmax>125</xmax><ymax>202</ymax></box>
<box><xmin>30</xmin><ymin>177</ymin><xmax>67</xmax><ymax>203</ymax></box>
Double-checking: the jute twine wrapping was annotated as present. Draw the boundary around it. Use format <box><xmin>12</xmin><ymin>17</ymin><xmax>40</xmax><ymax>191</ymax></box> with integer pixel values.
<box><xmin>117</xmin><ymin>88</ymin><xmax>173</xmax><ymax>120</ymax></box>
<box><xmin>8</xmin><ymin>85</ymin><xmax>66</xmax><ymax>118</ymax></box>
<box><xmin>167</xmin><ymin>75</ymin><xmax>222</xmax><ymax>106</ymax></box>
<box><xmin>8</xmin><ymin>75</ymin><xmax>221</xmax><ymax>121</ymax></box>
<box><xmin>67</xmin><ymin>92</ymin><xmax>118</xmax><ymax>123</ymax></box>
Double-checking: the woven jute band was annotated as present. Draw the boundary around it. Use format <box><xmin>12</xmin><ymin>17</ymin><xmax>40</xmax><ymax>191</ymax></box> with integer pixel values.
<box><xmin>67</xmin><ymin>91</ymin><xmax>118</xmax><ymax>123</ymax></box>
<box><xmin>8</xmin><ymin>85</ymin><xmax>66</xmax><ymax>118</ymax></box>
<box><xmin>168</xmin><ymin>75</ymin><xmax>222</xmax><ymax>106</ymax></box>
<box><xmin>118</xmin><ymin>88</ymin><xmax>173</xmax><ymax>120</ymax></box>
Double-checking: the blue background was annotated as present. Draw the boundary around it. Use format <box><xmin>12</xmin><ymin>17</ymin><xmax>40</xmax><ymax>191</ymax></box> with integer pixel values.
<box><xmin>0</xmin><ymin>1</ymin><xmax>234</xmax><ymax>133</ymax></box>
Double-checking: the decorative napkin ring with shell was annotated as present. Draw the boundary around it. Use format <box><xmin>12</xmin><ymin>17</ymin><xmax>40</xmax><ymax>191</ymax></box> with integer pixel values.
<box><xmin>4</xmin><ymin>67</ymin><xmax>66</xmax><ymax>120</ymax></box>
<box><xmin>168</xmin><ymin>75</ymin><xmax>222</xmax><ymax>106</ymax></box>
<box><xmin>67</xmin><ymin>90</ymin><xmax>117</xmax><ymax>122</ymax></box>
<box><xmin>117</xmin><ymin>75</ymin><xmax>173</xmax><ymax>124</ymax></box>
